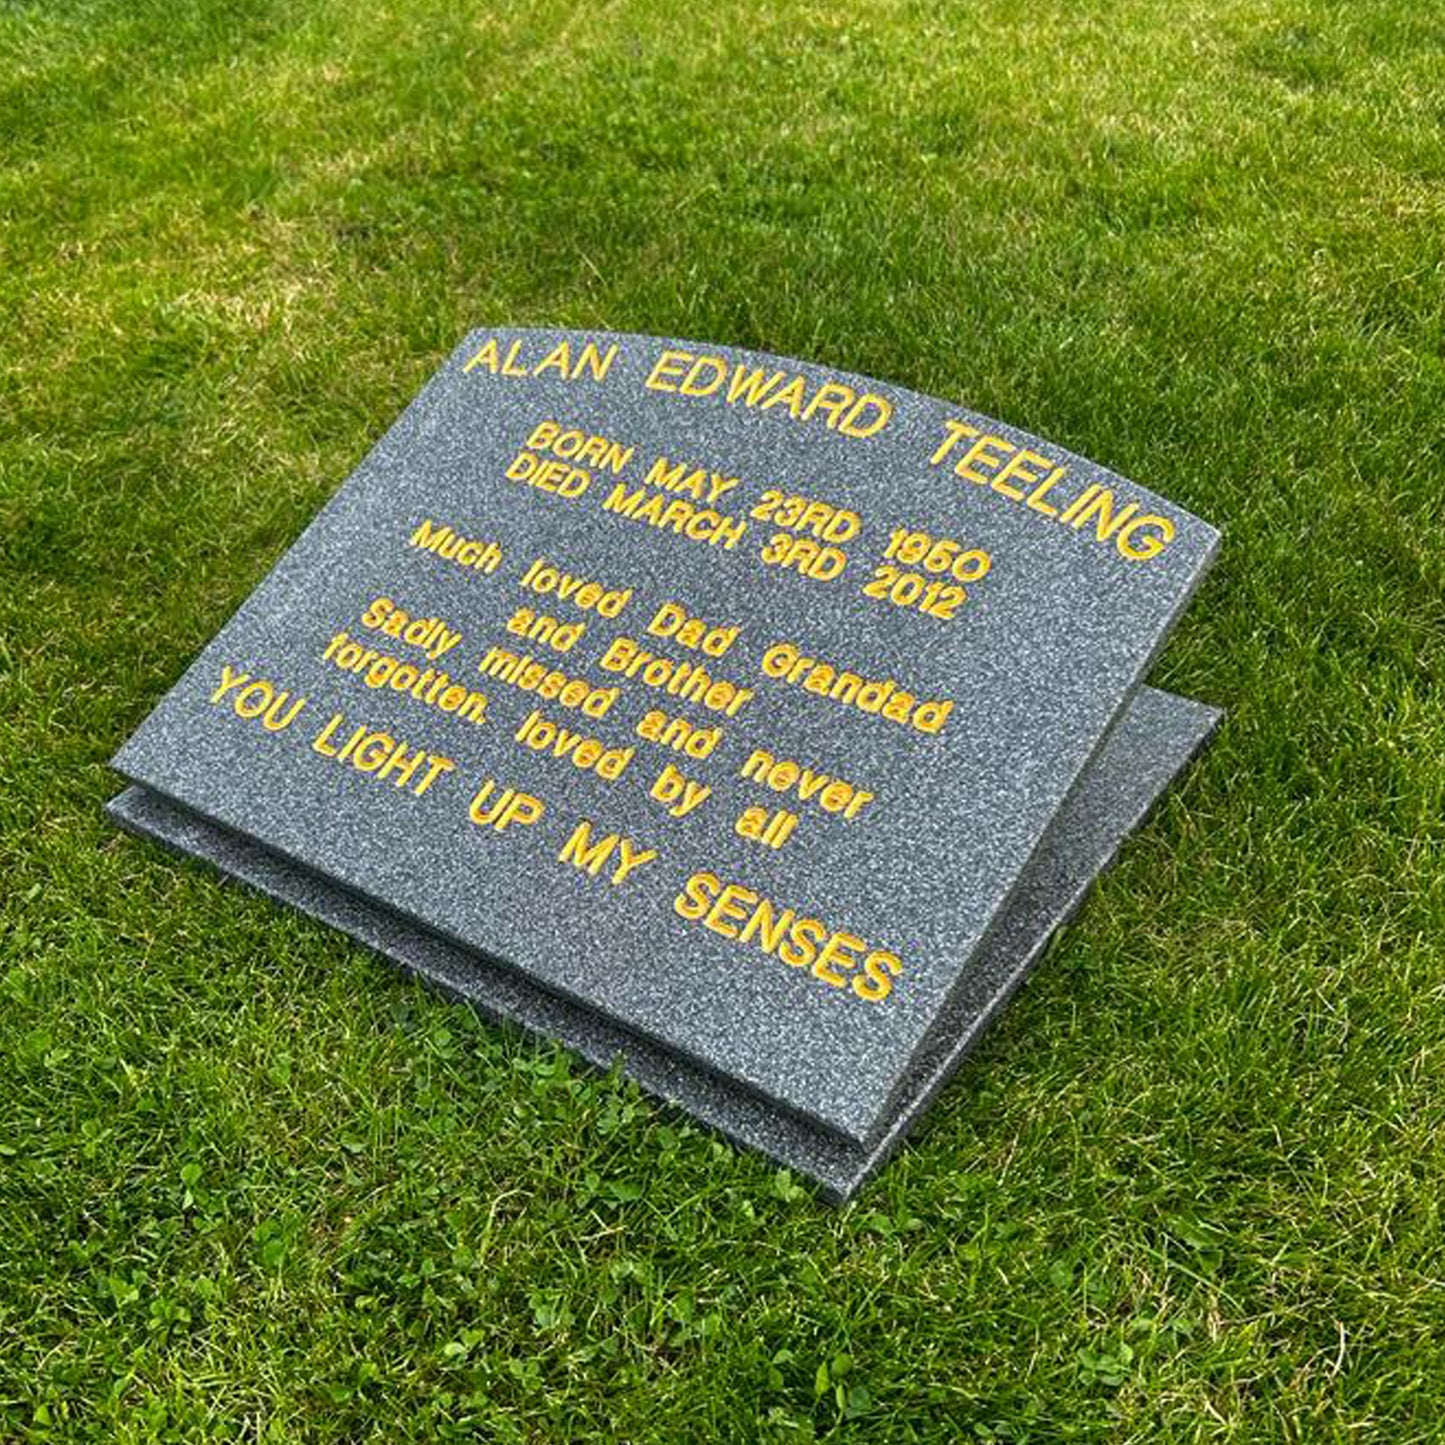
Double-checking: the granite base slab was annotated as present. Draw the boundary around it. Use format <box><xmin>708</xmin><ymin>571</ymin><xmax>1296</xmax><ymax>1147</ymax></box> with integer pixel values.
<box><xmin>108</xmin><ymin>686</ymin><xmax>1218</xmax><ymax>1202</ymax></box>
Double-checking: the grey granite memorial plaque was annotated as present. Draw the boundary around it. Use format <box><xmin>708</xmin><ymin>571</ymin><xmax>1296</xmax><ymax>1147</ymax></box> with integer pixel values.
<box><xmin>110</xmin><ymin>328</ymin><xmax>1219</xmax><ymax>1166</ymax></box>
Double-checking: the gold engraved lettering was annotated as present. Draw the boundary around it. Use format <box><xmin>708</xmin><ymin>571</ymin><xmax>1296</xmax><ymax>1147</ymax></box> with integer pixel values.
<box><xmin>646</xmin><ymin>350</ymin><xmax>893</xmax><ymax>439</ymax></box>
<box><xmin>758</xmin><ymin>531</ymin><xmax>849</xmax><ymax>581</ymax></box>
<box><xmin>505</xmin><ymin>605</ymin><xmax>585</xmax><ymax>654</ymax></box>
<box><xmin>408</xmin><ymin>519</ymin><xmax>503</xmax><ymax>574</ymax></box>
<box><xmin>557</xmin><ymin>820</ymin><xmax>658</xmax><ymax>885</ymax></box>
<box><xmin>601</xmin><ymin>482</ymin><xmax>747</xmax><ymax>550</ymax></box>
<box><xmin>323</xmin><ymin>632</ymin><xmax>487</xmax><ymax>725</ymax></box>
<box><xmin>505</xmin><ymin>449</ymin><xmax>591</xmax><ymax>499</ymax></box>
<box><xmin>477</xmin><ymin>647</ymin><xmax>617</xmax><ymax>716</ymax></box>
<box><xmin>599</xmin><ymin>636</ymin><xmax>754</xmax><ymax>716</ymax></box>
<box><xmin>467</xmin><ymin>779</ymin><xmax>545</xmax><ymax>831</ymax></box>
<box><xmin>358</xmin><ymin>596</ymin><xmax>462</xmax><ymax>661</ymax></box>
<box><xmin>209</xmin><ymin>666</ymin><xmax>308</xmax><ymax>733</ymax></box>
<box><xmin>672</xmin><ymin>872</ymin><xmax>904</xmax><ymax>1003</ymax></box>
<box><xmin>463</xmin><ymin>336</ymin><xmax>619</xmax><ymax>382</ymax></box>
<box><xmin>648</xmin><ymin>762</ymin><xmax>711</xmax><ymax>819</ymax></box>
<box><xmin>927</xmin><ymin>419</ymin><xmax>1179</xmax><ymax>561</ymax></box>
<box><xmin>735</xmin><ymin>804</ymin><xmax>800</xmax><ymax>849</ymax></box>
<box><xmin>525</xmin><ymin>419</ymin><xmax>633</xmax><ymax>474</ymax></box>
<box><xmin>518</xmin><ymin>557</ymin><xmax>633</xmax><ymax>616</ymax></box>
<box><xmin>643</xmin><ymin>455</ymin><xmax>740</xmax><ymax>505</ymax></box>
<box><xmin>739</xmin><ymin>747</ymin><xmax>875</xmax><ymax>819</ymax></box>
<box><xmin>310</xmin><ymin>710</ymin><xmax>454</xmax><ymax>797</ymax></box>
<box><xmin>636</xmin><ymin>709</ymin><xmax>722</xmax><ymax>760</ymax></box>
<box><xmin>513</xmin><ymin>708</ymin><xmax>633</xmax><ymax>778</ymax></box>
<box><xmin>645</xmin><ymin>600</ymin><xmax>740</xmax><ymax>658</ymax></box>
<box><xmin>758</xmin><ymin>642</ymin><xmax>951</xmax><ymax>735</ymax></box>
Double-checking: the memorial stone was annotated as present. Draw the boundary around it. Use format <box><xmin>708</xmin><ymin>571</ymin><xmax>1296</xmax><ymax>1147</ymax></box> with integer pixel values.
<box><xmin>110</xmin><ymin>328</ymin><xmax>1220</xmax><ymax>1194</ymax></box>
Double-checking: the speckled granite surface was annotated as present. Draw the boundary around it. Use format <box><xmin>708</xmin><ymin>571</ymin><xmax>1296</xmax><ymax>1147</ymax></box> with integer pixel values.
<box><xmin>111</xmin><ymin>330</ymin><xmax>1219</xmax><ymax>1150</ymax></box>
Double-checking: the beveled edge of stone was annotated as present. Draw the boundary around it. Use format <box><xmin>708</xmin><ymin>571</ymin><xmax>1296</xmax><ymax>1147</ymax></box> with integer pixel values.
<box><xmin>106</xmin><ymin>685</ymin><xmax>1220</xmax><ymax>1201</ymax></box>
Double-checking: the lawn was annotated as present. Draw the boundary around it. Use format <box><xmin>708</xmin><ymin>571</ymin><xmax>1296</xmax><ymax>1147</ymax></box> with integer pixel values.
<box><xmin>2</xmin><ymin>0</ymin><xmax>1443</xmax><ymax>1439</ymax></box>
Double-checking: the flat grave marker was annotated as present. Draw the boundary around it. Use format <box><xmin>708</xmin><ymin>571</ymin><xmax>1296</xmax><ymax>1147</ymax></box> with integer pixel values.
<box><xmin>110</xmin><ymin>329</ymin><xmax>1219</xmax><ymax>1189</ymax></box>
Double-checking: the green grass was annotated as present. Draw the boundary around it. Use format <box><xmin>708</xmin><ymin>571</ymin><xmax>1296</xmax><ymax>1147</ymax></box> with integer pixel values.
<box><xmin>2</xmin><ymin>0</ymin><xmax>1444</xmax><ymax>1438</ymax></box>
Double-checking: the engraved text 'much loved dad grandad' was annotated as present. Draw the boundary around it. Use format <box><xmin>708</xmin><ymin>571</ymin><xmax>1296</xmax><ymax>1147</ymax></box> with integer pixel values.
<box><xmin>111</xmin><ymin>329</ymin><xmax>1220</xmax><ymax>1180</ymax></box>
